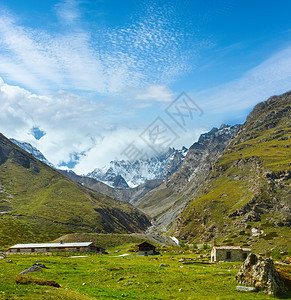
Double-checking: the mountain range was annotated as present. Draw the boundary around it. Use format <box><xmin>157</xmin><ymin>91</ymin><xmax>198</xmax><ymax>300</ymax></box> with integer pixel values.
<box><xmin>4</xmin><ymin>91</ymin><xmax>290</xmax><ymax>253</ymax></box>
<box><xmin>86</xmin><ymin>146</ymin><xmax>188</xmax><ymax>188</ymax></box>
<box><xmin>10</xmin><ymin>139</ymin><xmax>188</xmax><ymax>189</ymax></box>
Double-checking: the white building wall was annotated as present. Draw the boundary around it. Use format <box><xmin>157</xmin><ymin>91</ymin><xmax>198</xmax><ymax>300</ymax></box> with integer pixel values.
<box><xmin>211</xmin><ymin>248</ymin><xmax>250</xmax><ymax>262</ymax></box>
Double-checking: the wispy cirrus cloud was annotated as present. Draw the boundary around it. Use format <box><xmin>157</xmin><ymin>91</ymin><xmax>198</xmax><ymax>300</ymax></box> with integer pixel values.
<box><xmin>0</xmin><ymin>1</ymin><xmax>203</xmax><ymax>96</ymax></box>
<box><xmin>54</xmin><ymin>0</ymin><xmax>80</xmax><ymax>25</ymax></box>
<box><xmin>194</xmin><ymin>45</ymin><xmax>291</xmax><ymax>114</ymax></box>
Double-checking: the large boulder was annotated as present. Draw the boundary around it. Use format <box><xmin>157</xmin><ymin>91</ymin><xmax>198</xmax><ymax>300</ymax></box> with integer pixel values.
<box><xmin>236</xmin><ymin>253</ymin><xmax>285</xmax><ymax>295</ymax></box>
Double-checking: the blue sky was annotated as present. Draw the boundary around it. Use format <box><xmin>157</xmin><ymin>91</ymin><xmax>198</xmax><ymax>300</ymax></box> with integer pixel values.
<box><xmin>0</xmin><ymin>0</ymin><xmax>290</xmax><ymax>173</ymax></box>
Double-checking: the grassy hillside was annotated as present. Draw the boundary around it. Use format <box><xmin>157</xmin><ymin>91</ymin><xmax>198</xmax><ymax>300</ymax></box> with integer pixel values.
<box><xmin>171</xmin><ymin>91</ymin><xmax>291</xmax><ymax>254</ymax></box>
<box><xmin>0</xmin><ymin>133</ymin><xmax>151</xmax><ymax>248</ymax></box>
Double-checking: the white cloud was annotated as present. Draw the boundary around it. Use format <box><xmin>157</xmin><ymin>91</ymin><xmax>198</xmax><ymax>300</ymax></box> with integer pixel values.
<box><xmin>54</xmin><ymin>0</ymin><xmax>80</xmax><ymax>25</ymax></box>
<box><xmin>0</xmin><ymin>78</ymin><xmax>163</xmax><ymax>173</ymax></box>
<box><xmin>0</xmin><ymin>79</ymin><xmax>105</xmax><ymax>166</ymax></box>
<box><xmin>0</xmin><ymin>77</ymin><xmax>205</xmax><ymax>174</ymax></box>
<box><xmin>73</xmin><ymin>127</ymin><xmax>145</xmax><ymax>174</ymax></box>
<box><xmin>0</xmin><ymin>2</ymin><xmax>290</xmax><ymax>177</ymax></box>
<box><xmin>129</xmin><ymin>85</ymin><xmax>175</xmax><ymax>102</ymax></box>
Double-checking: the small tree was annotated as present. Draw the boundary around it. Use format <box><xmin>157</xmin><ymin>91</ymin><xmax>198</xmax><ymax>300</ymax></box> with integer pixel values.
<box><xmin>202</xmin><ymin>243</ymin><xmax>211</xmax><ymax>250</ymax></box>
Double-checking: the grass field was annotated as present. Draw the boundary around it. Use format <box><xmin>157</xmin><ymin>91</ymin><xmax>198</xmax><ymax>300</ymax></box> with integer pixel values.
<box><xmin>1</xmin><ymin>244</ymin><xmax>290</xmax><ymax>299</ymax></box>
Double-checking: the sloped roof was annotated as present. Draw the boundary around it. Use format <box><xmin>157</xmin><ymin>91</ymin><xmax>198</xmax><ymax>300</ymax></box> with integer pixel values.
<box><xmin>213</xmin><ymin>245</ymin><xmax>251</xmax><ymax>251</ymax></box>
<box><xmin>8</xmin><ymin>242</ymin><xmax>93</xmax><ymax>249</ymax></box>
<box><xmin>138</xmin><ymin>242</ymin><xmax>156</xmax><ymax>248</ymax></box>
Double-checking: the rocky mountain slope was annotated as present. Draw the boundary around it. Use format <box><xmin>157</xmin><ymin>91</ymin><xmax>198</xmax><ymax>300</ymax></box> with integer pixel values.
<box><xmin>0</xmin><ymin>133</ymin><xmax>151</xmax><ymax>247</ymax></box>
<box><xmin>136</xmin><ymin>124</ymin><xmax>240</xmax><ymax>231</ymax></box>
<box><xmin>10</xmin><ymin>138</ymin><xmax>54</xmax><ymax>168</ymax></box>
<box><xmin>60</xmin><ymin>169</ymin><xmax>163</xmax><ymax>205</ymax></box>
<box><xmin>87</xmin><ymin>147</ymin><xmax>188</xmax><ymax>187</ymax></box>
<box><xmin>171</xmin><ymin>91</ymin><xmax>291</xmax><ymax>253</ymax></box>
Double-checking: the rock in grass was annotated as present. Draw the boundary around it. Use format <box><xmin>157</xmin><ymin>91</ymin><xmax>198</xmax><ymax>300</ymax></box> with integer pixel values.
<box><xmin>159</xmin><ymin>264</ymin><xmax>166</xmax><ymax>268</ymax></box>
<box><xmin>236</xmin><ymin>253</ymin><xmax>285</xmax><ymax>296</ymax></box>
<box><xmin>118</xmin><ymin>277</ymin><xmax>125</xmax><ymax>281</ymax></box>
<box><xmin>19</xmin><ymin>263</ymin><xmax>48</xmax><ymax>275</ymax></box>
<box><xmin>236</xmin><ymin>286</ymin><xmax>257</xmax><ymax>292</ymax></box>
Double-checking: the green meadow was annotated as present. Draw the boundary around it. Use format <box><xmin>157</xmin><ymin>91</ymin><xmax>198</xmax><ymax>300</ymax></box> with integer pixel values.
<box><xmin>1</xmin><ymin>244</ymin><xmax>290</xmax><ymax>299</ymax></box>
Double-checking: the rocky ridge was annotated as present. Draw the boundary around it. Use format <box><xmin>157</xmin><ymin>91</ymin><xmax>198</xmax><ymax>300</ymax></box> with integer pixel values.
<box><xmin>172</xmin><ymin>91</ymin><xmax>291</xmax><ymax>253</ymax></box>
<box><xmin>135</xmin><ymin>124</ymin><xmax>241</xmax><ymax>231</ymax></box>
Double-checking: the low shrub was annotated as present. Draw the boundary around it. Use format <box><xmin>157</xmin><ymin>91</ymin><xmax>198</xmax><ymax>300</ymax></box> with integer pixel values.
<box><xmin>15</xmin><ymin>276</ymin><xmax>60</xmax><ymax>287</ymax></box>
<box><xmin>270</xmin><ymin>249</ymin><xmax>282</xmax><ymax>259</ymax></box>
<box><xmin>262</xmin><ymin>232</ymin><xmax>279</xmax><ymax>240</ymax></box>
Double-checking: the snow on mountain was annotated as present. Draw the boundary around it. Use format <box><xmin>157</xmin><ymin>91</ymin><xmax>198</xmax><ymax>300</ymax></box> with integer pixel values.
<box><xmin>10</xmin><ymin>139</ymin><xmax>55</xmax><ymax>168</ymax></box>
<box><xmin>86</xmin><ymin>146</ymin><xmax>188</xmax><ymax>188</ymax></box>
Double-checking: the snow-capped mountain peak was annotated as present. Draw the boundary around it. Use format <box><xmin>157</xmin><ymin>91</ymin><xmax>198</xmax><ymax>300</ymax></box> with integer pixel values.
<box><xmin>86</xmin><ymin>147</ymin><xmax>188</xmax><ymax>188</ymax></box>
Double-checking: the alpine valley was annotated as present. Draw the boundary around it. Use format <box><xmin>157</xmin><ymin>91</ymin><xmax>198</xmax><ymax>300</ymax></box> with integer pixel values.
<box><xmin>3</xmin><ymin>91</ymin><xmax>291</xmax><ymax>254</ymax></box>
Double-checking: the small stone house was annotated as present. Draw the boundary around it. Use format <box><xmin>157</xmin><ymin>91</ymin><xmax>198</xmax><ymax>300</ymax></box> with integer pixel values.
<box><xmin>211</xmin><ymin>245</ymin><xmax>251</xmax><ymax>262</ymax></box>
<box><xmin>138</xmin><ymin>242</ymin><xmax>156</xmax><ymax>255</ymax></box>
<box><xmin>6</xmin><ymin>242</ymin><xmax>105</xmax><ymax>254</ymax></box>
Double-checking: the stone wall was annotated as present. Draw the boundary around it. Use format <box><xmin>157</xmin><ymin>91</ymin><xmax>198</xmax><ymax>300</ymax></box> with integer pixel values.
<box><xmin>139</xmin><ymin>249</ymin><xmax>154</xmax><ymax>255</ymax></box>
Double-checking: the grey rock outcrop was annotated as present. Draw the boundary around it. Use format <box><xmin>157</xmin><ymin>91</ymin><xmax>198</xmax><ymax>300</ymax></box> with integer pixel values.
<box><xmin>10</xmin><ymin>139</ymin><xmax>54</xmax><ymax>168</ymax></box>
<box><xmin>236</xmin><ymin>286</ymin><xmax>257</xmax><ymax>292</ymax></box>
<box><xmin>0</xmin><ymin>134</ymin><xmax>39</xmax><ymax>173</ymax></box>
<box><xmin>112</xmin><ymin>175</ymin><xmax>129</xmax><ymax>189</ymax></box>
<box><xmin>19</xmin><ymin>263</ymin><xmax>48</xmax><ymax>275</ymax></box>
<box><xmin>235</xmin><ymin>253</ymin><xmax>285</xmax><ymax>296</ymax></box>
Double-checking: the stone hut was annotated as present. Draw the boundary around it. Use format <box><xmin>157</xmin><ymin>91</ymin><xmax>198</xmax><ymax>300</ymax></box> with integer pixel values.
<box><xmin>6</xmin><ymin>242</ymin><xmax>105</xmax><ymax>254</ymax></box>
<box><xmin>211</xmin><ymin>245</ymin><xmax>251</xmax><ymax>262</ymax></box>
<box><xmin>138</xmin><ymin>242</ymin><xmax>156</xmax><ymax>255</ymax></box>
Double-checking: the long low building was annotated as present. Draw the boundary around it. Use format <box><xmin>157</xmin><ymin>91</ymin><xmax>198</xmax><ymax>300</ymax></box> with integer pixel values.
<box><xmin>6</xmin><ymin>242</ymin><xmax>105</xmax><ymax>254</ymax></box>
